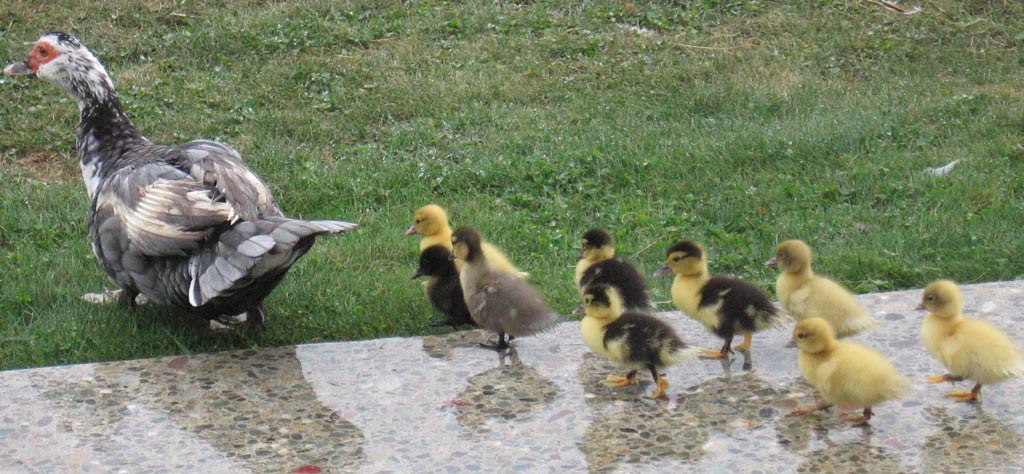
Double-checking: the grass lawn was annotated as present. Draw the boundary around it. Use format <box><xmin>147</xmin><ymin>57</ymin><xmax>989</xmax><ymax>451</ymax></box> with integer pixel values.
<box><xmin>0</xmin><ymin>0</ymin><xmax>1022</xmax><ymax>369</ymax></box>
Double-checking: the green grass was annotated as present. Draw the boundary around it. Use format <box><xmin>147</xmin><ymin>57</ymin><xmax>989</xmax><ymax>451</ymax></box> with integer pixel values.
<box><xmin>1</xmin><ymin>0</ymin><xmax>1022</xmax><ymax>369</ymax></box>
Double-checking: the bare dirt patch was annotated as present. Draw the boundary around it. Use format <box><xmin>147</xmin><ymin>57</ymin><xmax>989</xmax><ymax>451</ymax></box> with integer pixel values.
<box><xmin>5</xmin><ymin>150</ymin><xmax>78</xmax><ymax>182</ymax></box>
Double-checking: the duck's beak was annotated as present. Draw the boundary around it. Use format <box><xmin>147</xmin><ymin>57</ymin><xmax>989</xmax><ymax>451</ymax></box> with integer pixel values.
<box><xmin>653</xmin><ymin>264</ymin><xmax>672</xmax><ymax>277</ymax></box>
<box><xmin>403</xmin><ymin>224</ymin><xmax>418</xmax><ymax>236</ymax></box>
<box><xmin>411</xmin><ymin>268</ymin><xmax>426</xmax><ymax>280</ymax></box>
<box><xmin>3</xmin><ymin>61</ymin><xmax>33</xmax><ymax>76</ymax></box>
<box><xmin>914</xmin><ymin>302</ymin><xmax>925</xmax><ymax>311</ymax></box>
<box><xmin>764</xmin><ymin>257</ymin><xmax>778</xmax><ymax>268</ymax></box>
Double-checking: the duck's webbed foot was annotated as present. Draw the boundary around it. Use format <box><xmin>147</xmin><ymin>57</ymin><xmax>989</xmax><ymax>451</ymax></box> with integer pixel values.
<box><xmin>945</xmin><ymin>383</ymin><xmax>982</xmax><ymax>403</ymax></box>
<box><xmin>603</xmin><ymin>370</ymin><xmax>639</xmax><ymax>388</ymax></box>
<box><xmin>210</xmin><ymin>312</ymin><xmax>248</xmax><ymax>331</ymax></box>
<box><xmin>480</xmin><ymin>332</ymin><xmax>512</xmax><ymax>352</ymax></box>
<box><xmin>82</xmin><ymin>289</ymin><xmax>147</xmax><ymax>307</ymax></box>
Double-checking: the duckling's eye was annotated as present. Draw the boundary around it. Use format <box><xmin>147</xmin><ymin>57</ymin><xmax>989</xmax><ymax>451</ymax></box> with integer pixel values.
<box><xmin>672</xmin><ymin>256</ymin><xmax>682</xmax><ymax>262</ymax></box>
<box><xmin>797</xmin><ymin>333</ymin><xmax>807</xmax><ymax>339</ymax></box>
<box><xmin>583</xmin><ymin>296</ymin><xmax>592</xmax><ymax>305</ymax></box>
<box><xmin>926</xmin><ymin>295</ymin><xmax>935</xmax><ymax>301</ymax></box>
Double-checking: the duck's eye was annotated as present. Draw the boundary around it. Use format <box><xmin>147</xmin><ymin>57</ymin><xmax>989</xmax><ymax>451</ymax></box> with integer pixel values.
<box><xmin>37</xmin><ymin>46</ymin><xmax>49</xmax><ymax>57</ymax></box>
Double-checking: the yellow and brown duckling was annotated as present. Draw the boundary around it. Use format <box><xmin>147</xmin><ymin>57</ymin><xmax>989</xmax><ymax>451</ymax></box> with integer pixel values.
<box><xmin>573</xmin><ymin>229</ymin><xmax>652</xmax><ymax>314</ymax></box>
<box><xmin>405</xmin><ymin>204</ymin><xmax>526</xmax><ymax>278</ymax></box>
<box><xmin>766</xmin><ymin>240</ymin><xmax>873</xmax><ymax>338</ymax></box>
<box><xmin>655</xmin><ymin>240</ymin><xmax>786</xmax><ymax>359</ymax></box>
<box><xmin>411</xmin><ymin>245</ymin><xmax>474</xmax><ymax>328</ymax></box>
<box><xmin>918</xmin><ymin>280</ymin><xmax>1023</xmax><ymax>403</ymax></box>
<box><xmin>452</xmin><ymin>227</ymin><xmax>559</xmax><ymax>351</ymax></box>
<box><xmin>789</xmin><ymin>318</ymin><xmax>908</xmax><ymax>425</ymax></box>
<box><xmin>580</xmin><ymin>283</ymin><xmax>700</xmax><ymax>399</ymax></box>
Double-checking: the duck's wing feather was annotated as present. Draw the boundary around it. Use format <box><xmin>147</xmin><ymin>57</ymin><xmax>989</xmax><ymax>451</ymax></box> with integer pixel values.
<box><xmin>94</xmin><ymin>161</ymin><xmax>235</xmax><ymax>258</ymax></box>
<box><xmin>177</xmin><ymin>140</ymin><xmax>280</xmax><ymax>220</ymax></box>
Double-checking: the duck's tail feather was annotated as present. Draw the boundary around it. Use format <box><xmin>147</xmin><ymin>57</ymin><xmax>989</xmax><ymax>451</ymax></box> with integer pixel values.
<box><xmin>189</xmin><ymin>217</ymin><xmax>356</xmax><ymax>307</ymax></box>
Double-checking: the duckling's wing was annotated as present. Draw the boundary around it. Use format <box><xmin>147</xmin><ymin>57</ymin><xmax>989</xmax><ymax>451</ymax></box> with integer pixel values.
<box><xmin>467</xmin><ymin>274</ymin><xmax>558</xmax><ymax>336</ymax></box>
<box><xmin>699</xmin><ymin>276</ymin><xmax>785</xmax><ymax>333</ymax></box>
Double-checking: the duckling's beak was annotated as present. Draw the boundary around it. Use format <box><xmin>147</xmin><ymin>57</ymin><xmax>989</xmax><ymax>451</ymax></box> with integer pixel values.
<box><xmin>784</xmin><ymin>339</ymin><xmax>797</xmax><ymax>348</ymax></box>
<box><xmin>571</xmin><ymin>304</ymin><xmax>585</xmax><ymax>316</ymax></box>
<box><xmin>403</xmin><ymin>224</ymin><xmax>418</xmax><ymax>236</ymax></box>
<box><xmin>447</xmin><ymin>253</ymin><xmax>456</xmax><ymax>262</ymax></box>
<box><xmin>3</xmin><ymin>61</ymin><xmax>33</xmax><ymax>76</ymax></box>
<box><xmin>764</xmin><ymin>257</ymin><xmax>778</xmax><ymax>268</ymax></box>
<box><xmin>653</xmin><ymin>264</ymin><xmax>672</xmax><ymax>277</ymax></box>
<box><xmin>411</xmin><ymin>268</ymin><xmax>426</xmax><ymax>280</ymax></box>
<box><xmin>914</xmin><ymin>302</ymin><xmax>925</xmax><ymax>311</ymax></box>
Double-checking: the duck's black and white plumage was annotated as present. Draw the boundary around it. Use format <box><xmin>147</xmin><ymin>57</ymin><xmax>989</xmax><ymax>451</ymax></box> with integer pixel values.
<box><xmin>574</xmin><ymin>229</ymin><xmax>652</xmax><ymax>313</ymax></box>
<box><xmin>411</xmin><ymin>245</ymin><xmax>474</xmax><ymax>328</ymax></box>
<box><xmin>4</xmin><ymin>32</ymin><xmax>356</xmax><ymax>324</ymax></box>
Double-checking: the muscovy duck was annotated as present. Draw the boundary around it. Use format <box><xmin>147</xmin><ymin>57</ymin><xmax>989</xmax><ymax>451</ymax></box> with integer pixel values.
<box><xmin>3</xmin><ymin>32</ymin><xmax>356</xmax><ymax>326</ymax></box>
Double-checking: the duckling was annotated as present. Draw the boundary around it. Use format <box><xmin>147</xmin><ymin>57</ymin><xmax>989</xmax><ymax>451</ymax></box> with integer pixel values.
<box><xmin>766</xmin><ymin>240</ymin><xmax>873</xmax><ymax>338</ymax></box>
<box><xmin>655</xmin><ymin>240</ymin><xmax>785</xmax><ymax>359</ymax></box>
<box><xmin>405</xmin><ymin>204</ymin><xmax>526</xmax><ymax>278</ymax></box>
<box><xmin>580</xmin><ymin>283</ymin><xmax>699</xmax><ymax>399</ymax></box>
<box><xmin>789</xmin><ymin>318</ymin><xmax>908</xmax><ymax>425</ymax></box>
<box><xmin>574</xmin><ymin>229</ymin><xmax>652</xmax><ymax>313</ymax></box>
<box><xmin>451</xmin><ymin>227</ymin><xmax>559</xmax><ymax>351</ymax></box>
<box><xmin>918</xmin><ymin>280</ymin><xmax>1024</xmax><ymax>403</ymax></box>
<box><xmin>411</xmin><ymin>245</ymin><xmax>474</xmax><ymax>328</ymax></box>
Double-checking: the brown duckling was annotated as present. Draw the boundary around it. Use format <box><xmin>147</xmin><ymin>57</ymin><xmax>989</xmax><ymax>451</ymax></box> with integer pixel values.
<box><xmin>655</xmin><ymin>240</ymin><xmax>785</xmax><ymax>359</ymax></box>
<box><xmin>580</xmin><ymin>283</ymin><xmax>699</xmax><ymax>399</ymax></box>
<box><xmin>452</xmin><ymin>227</ymin><xmax>559</xmax><ymax>351</ymax></box>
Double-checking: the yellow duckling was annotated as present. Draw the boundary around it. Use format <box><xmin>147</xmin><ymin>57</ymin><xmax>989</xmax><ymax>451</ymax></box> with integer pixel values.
<box><xmin>919</xmin><ymin>280</ymin><xmax>1023</xmax><ymax>403</ymax></box>
<box><xmin>790</xmin><ymin>318</ymin><xmax>908</xmax><ymax>425</ymax></box>
<box><xmin>580</xmin><ymin>283</ymin><xmax>699</xmax><ymax>399</ymax></box>
<box><xmin>766</xmin><ymin>240</ymin><xmax>873</xmax><ymax>338</ymax></box>
<box><xmin>405</xmin><ymin>204</ymin><xmax>526</xmax><ymax>278</ymax></box>
<box><xmin>655</xmin><ymin>240</ymin><xmax>785</xmax><ymax>359</ymax></box>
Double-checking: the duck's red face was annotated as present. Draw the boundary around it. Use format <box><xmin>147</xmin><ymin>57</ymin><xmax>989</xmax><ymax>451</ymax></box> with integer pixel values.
<box><xmin>4</xmin><ymin>40</ymin><xmax>59</xmax><ymax>76</ymax></box>
<box><xmin>27</xmin><ymin>41</ymin><xmax>60</xmax><ymax>71</ymax></box>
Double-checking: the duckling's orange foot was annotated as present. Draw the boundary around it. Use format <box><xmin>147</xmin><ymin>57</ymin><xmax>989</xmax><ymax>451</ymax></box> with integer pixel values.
<box><xmin>944</xmin><ymin>389</ymin><xmax>980</xmax><ymax>403</ymax></box>
<box><xmin>602</xmin><ymin>373</ymin><xmax>639</xmax><ymax>388</ymax></box>
<box><xmin>733</xmin><ymin>334</ymin><xmax>753</xmax><ymax>352</ymax></box>
<box><xmin>927</xmin><ymin>374</ymin><xmax>964</xmax><ymax>384</ymax></box>
<box><xmin>699</xmin><ymin>349</ymin><xmax>728</xmax><ymax>359</ymax></box>
<box><xmin>840</xmin><ymin>413</ymin><xmax>870</xmax><ymax>426</ymax></box>
<box><xmin>786</xmin><ymin>406</ymin><xmax>815</xmax><ymax>417</ymax></box>
<box><xmin>787</xmin><ymin>403</ymin><xmax>832</xmax><ymax>418</ymax></box>
<box><xmin>646</xmin><ymin>378</ymin><xmax>670</xmax><ymax>400</ymax></box>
